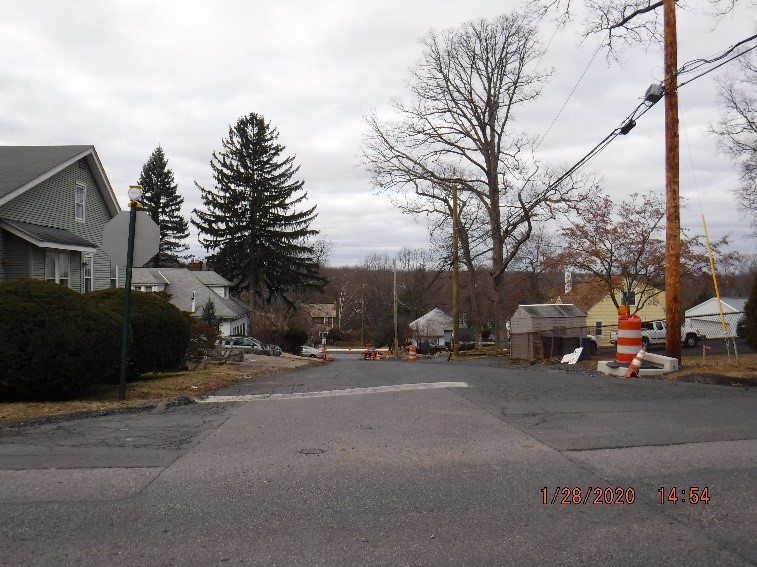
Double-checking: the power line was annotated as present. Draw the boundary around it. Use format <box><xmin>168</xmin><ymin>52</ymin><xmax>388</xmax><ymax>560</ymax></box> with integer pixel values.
<box><xmin>541</xmin><ymin>33</ymin><xmax>757</xmax><ymax>195</ymax></box>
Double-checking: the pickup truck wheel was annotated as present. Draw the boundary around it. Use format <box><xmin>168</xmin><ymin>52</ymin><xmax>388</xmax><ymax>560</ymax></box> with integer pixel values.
<box><xmin>641</xmin><ymin>337</ymin><xmax>650</xmax><ymax>349</ymax></box>
<box><xmin>684</xmin><ymin>334</ymin><xmax>698</xmax><ymax>348</ymax></box>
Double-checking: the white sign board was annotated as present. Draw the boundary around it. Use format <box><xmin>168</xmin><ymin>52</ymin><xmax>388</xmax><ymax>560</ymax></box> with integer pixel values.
<box><xmin>560</xmin><ymin>347</ymin><xmax>583</xmax><ymax>365</ymax></box>
<box><xmin>103</xmin><ymin>210</ymin><xmax>160</xmax><ymax>267</ymax></box>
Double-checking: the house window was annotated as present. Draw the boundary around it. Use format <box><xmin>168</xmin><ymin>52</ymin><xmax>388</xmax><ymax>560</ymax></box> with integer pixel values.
<box><xmin>595</xmin><ymin>321</ymin><xmax>603</xmax><ymax>336</ymax></box>
<box><xmin>621</xmin><ymin>291</ymin><xmax>636</xmax><ymax>306</ymax></box>
<box><xmin>75</xmin><ymin>183</ymin><xmax>86</xmax><ymax>222</ymax></box>
<box><xmin>83</xmin><ymin>255</ymin><xmax>94</xmax><ymax>292</ymax></box>
<box><xmin>45</xmin><ymin>250</ymin><xmax>70</xmax><ymax>287</ymax></box>
<box><xmin>110</xmin><ymin>263</ymin><xmax>118</xmax><ymax>288</ymax></box>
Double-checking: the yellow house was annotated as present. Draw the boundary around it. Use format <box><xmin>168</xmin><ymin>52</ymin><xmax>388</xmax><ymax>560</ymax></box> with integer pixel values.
<box><xmin>556</xmin><ymin>277</ymin><xmax>666</xmax><ymax>346</ymax></box>
<box><xmin>587</xmin><ymin>289</ymin><xmax>666</xmax><ymax>346</ymax></box>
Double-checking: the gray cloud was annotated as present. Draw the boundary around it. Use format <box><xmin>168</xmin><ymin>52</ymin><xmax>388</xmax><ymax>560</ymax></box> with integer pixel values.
<box><xmin>1</xmin><ymin>0</ymin><xmax>754</xmax><ymax>266</ymax></box>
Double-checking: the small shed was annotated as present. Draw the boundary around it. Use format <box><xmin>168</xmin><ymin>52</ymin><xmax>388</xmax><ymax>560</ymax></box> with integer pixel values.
<box><xmin>510</xmin><ymin>304</ymin><xmax>587</xmax><ymax>360</ymax></box>
<box><xmin>684</xmin><ymin>297</ymin><xmax>746</xmax><ymax>338</ymax></box>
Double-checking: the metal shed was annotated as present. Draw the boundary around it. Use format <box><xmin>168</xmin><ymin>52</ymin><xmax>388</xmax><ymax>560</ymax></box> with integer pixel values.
<box><xmin>510</xmin><ymin>304</ymin><xmax>587</xmax><ymax>360</ymax></box>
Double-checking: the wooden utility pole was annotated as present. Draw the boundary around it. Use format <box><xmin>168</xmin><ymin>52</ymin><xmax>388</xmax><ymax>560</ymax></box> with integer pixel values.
<box><xmin>452</xmin><ymin>185</ymin><xmax>460</xmax><ymax>357</ymax></box>
<box><xmin>664</xmin><ymin>0</ymin><xmax>681</xmax><ymax>361</ymax></box>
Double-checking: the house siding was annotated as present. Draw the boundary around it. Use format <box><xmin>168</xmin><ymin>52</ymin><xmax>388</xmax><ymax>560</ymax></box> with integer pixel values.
<box><xmin>5</xmin><ymin>233</ymin><xmax>32</xmax><ymax>280</ymax></box>
<box><xmin>0</xmin><ymin>160</ymin><xmax>118</xmax><ymax>290</ymax></box>
<box><xmin>587</xmin><ymin>292</ymin><xmax>666</xmax><ymax>346</ymax></box>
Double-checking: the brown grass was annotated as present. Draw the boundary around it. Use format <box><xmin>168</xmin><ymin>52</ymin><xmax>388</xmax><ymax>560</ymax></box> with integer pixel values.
<box><xmin>0</xmin><ymin>354</ymin><xmax>320</xmax><ymax>426</ymax></box>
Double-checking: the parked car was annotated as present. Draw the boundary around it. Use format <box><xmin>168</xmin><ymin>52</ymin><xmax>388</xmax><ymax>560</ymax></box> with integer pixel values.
<box><xmin>219</xmin><ymin>336</ymin><xmax>268</xmax><ymax>355</ymax></box>
<box><xmin>300</xmin><ymin>345</ymin><xmax>322</xmax><ymax>358</ymax></box>
<box><xmin>609</xmin><ymin>320</ymin><xmax>702</xmax><ymax>348</ymax></box>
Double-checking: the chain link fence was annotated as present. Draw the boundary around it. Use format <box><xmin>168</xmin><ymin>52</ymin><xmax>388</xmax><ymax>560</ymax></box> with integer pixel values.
<box><xmin>509</xmin><ymin>311</ymin><xmax>747</xmax><ymax>361</ymax></box>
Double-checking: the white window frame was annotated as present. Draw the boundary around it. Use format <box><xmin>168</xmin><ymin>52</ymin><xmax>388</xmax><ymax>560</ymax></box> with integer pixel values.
<box><xmin>110</xmin><ymin>263</ymin><xmax>118</xmax><ymax>288</ymax></box>
<box><xmin>83</xmin><ymin>254</ymin><xmax>94</xmax><ymax>292</ymax></box>
<box><xmin>75</xmin><ymin>183</ymin><xmax>86</xmax><ymax>222</ymax></box>
<box><xmin>45</xmin><ymin>250</ymin><xmax>71</xmax><ymax>287</ymax></box>
<box><xmin>621</xmin><ymin>290</ymin><xmax>636</xmax><ymax>306</ymax></box>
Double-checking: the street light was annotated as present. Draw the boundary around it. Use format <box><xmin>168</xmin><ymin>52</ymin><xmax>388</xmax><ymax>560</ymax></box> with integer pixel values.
<box><xmin>118</xmin><ymin>185</ymin><xmax>143</xmax><ymax>401</ymax></box>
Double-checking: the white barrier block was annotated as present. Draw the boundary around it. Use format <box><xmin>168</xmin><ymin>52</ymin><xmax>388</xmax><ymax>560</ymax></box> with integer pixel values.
<box><xmin>643</xmin><ymin>352</ymin><xmax>679</xmax><ymax>371</ymax></box>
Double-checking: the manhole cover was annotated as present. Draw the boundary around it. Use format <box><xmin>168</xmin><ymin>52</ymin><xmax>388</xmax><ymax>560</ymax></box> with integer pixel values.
<box><xmin>297</xmin><ymin>448</ymin><xmax>325</xmax><ymax>455</ymax></box>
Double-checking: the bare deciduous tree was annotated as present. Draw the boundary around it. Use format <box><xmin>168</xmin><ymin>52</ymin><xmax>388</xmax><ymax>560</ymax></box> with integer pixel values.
<box><xmin>711</xmin><ymin>55</ymin><xmax>757</xmax><ymax>234</ymax></box>
<box><xmin>362</xmin><ymin>12</ymin><xmax>589</xmax><ymax>347</ymax></box>
<box><xmin>550</xmin><ymin>190</ymin><xmax>737</xmax><ymax>313</ymax></box>
<box><xmin>528</xmin><ymin>0</ymin><xmax>752</xmax><ymax>55</ymax></box>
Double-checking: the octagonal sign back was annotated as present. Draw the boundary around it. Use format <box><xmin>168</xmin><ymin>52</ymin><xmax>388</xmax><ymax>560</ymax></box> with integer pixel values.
<box><xmin>103</xmin><ymin>210</ymin><xmax>160</xmax><ymax>267</ymax></box>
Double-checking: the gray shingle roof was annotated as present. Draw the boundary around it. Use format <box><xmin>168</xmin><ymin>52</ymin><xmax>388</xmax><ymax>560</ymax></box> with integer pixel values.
<box><xmin>519</xmin><ymin>304</ymin><xmax>586</xmax><ymax>318</ymax></box>
<box><xmin>194</xmin><ymin>271</ymin><xmax>232</xmax><ymax>287</ymax></box>
<box><xmin>0</xmin><ymin>219</ymin><xmax>96</xmax><ymax>250</ymax></box>
<box><xmin>131</xmin><ymin>268</ymin><xmax>250</xmax><ymax>320</ymax></box>
<box><xmin>0</xmin><ymin>145</ymin><xmax>93</xmax><ymax>199</ymax></box>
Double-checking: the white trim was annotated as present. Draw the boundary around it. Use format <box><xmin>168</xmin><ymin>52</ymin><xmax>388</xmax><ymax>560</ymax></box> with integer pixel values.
<box><xmin>82</xmin><ymin>254</ymin><xmax>94</xmax><ymax>292</ymax></box>
<box><xmin>75</xmin><ymin>182</ymin><xmax>86</xmax><ymax>222</ymax></box>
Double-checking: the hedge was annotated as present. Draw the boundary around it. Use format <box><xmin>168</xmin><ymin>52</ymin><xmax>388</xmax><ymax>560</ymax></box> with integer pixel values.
<box><xmin>86</xmin><ymin>288</ymin><xmax>190</xmax><ymax>376</ymax></box>
<box><xmin>0</xmin><ymin>280</ymin><xmax>121</xmax><ymax>400</ymax></box>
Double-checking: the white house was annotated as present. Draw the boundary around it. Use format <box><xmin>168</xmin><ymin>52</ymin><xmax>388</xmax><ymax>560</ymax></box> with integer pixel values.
<box><xmin>408</xmin><ymin>308</ymin><xmax>453</xmax><ymax>347</ymax></box>
<box><xmin>131</xmin><ymin>267</ymin><xmax>251</xmax><ymax>336</ymax></box>
<box><xmin>684</xmin><ymin>297</ymin><xmax>746</xmax><ymax>338</ymax></box>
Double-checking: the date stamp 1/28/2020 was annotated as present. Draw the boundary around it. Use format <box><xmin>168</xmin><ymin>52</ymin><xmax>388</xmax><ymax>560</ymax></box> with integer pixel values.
<box><xmin>541</xmin><ymin>487</ymin><xmax>712</xmax><ymax>506</ymax></box>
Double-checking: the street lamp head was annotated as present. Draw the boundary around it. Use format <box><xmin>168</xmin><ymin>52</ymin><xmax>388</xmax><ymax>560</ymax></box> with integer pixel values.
<box><xmin>127</xmin><ymin>185</ymin><xmax>143</xmax><ymax>202</ymax></box>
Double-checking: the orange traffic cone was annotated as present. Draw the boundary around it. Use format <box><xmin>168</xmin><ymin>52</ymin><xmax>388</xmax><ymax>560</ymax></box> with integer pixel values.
<box><xmin>407</xmin><ymin>345</ymin><xmax>417</xmax><ymax>362</ymax></box>
<box><xmin>624</xmin><ymin>347</ymin><xmax>647</xmax><ymax>378</ymax></box>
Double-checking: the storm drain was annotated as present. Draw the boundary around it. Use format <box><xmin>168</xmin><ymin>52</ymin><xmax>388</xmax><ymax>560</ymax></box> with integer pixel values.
<box><xmin>297</xmin><ymin>448</ymin><xmax>326</xmax><ymax>455</ymax></box>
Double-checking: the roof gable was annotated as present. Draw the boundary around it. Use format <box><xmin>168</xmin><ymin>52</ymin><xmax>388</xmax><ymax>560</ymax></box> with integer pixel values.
<box><xmin>302</xmin><ymin>303</ymin><xmax>337</xmax><ymax>318</ymax></box>
<box><xmin>0</xmin><ymin>145</ymin><xmax>120</xmax><ymax>217</ymax></box>
<box><xmin>686</xmin><ymin>297</ymin><xmax>747</xmax><ymax>315</ymax></box>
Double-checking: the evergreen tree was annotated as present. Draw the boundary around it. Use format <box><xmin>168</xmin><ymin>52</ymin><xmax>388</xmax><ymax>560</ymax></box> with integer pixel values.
<box><xmin>201</xmin><ymin>297</ymin><xmax>220</xmax><ymax>329</ymax></box>
<box><xmin>138</xmin><ymin>146</ymin><xmax>189</xmax><ymax>267</ymax></box>
<box><xmin>192</xmin><ymin>112</ymin><xmax>326</xmax><ymax>308</ymax></box>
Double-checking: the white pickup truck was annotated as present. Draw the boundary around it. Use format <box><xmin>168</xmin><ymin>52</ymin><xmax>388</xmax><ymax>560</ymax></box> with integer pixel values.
<box><xmin>610</xmin><ymin>320</ymin><xmax>704</xmax><ymax>348</ymax></box>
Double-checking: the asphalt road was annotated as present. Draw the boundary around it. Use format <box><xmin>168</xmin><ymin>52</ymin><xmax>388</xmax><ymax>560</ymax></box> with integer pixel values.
<box><xmin>1</xmin><ymin>358</ymin><xmax>755</xmax><ymax>566</ymax></box>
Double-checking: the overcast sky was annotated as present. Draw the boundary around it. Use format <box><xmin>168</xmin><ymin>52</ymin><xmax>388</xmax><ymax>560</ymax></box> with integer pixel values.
<box><xmin>2</xmin><ymin>1</ymin><xmax>755</xmax><ymax>266</ymax></box>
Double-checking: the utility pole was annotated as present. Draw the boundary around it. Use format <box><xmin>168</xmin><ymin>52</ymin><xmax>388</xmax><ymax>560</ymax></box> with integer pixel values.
<box><xmin>664</xmin><ymin>0</ymin><xmax>681</xmax><ymax>361</ymax></box>
<box><xmin>452</xmin><ymin>184</ymin><xmax>460</xmax><ymax>357</ymax></box>
<box><xmin>393</xmin><ymin>260</ymin><xmax>398</xmax><ymax>354</ymax></box>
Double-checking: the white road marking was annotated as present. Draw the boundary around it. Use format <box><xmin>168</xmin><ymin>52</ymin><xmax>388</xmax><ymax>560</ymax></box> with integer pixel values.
<box><xmin>197</xmin><ymin>381</ymin><xmax>469</xmax><ymax>403</ymax></box>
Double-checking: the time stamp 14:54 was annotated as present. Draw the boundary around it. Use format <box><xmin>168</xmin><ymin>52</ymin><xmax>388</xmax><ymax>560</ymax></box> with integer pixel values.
<box><xmin>540</xmin><ymin>486</ymin><xmax>711</xmax><ymax>505</ymax></box>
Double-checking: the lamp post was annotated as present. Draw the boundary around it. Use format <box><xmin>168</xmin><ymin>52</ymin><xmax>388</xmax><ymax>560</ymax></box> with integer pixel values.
<box><xmin>118</xmin><ymin>185</ymin><xmax>143</xmax><ymax>401</ymax></box>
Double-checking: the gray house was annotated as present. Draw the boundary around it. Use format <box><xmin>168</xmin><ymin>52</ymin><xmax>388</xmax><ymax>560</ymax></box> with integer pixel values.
<box><xmin>131</xmin><ymin>268</ymin><xmax>251</xmax><ymax>336</ymax></box>
<box><xmin>0</xmin><ymin>146</ymin><xmax>122</xmax><ymax>291</ymax></box>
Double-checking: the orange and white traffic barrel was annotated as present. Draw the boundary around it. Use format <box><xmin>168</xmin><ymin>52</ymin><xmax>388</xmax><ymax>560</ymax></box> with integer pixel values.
<box><xmin>407</xmin><ymin>345</ymin><xmax>417</xmax><ymax>362</ymax></box>
<box><xmin>615</xmin><ymin>312</ymin><xmax>642</xmax><ymax>365</ymax></box>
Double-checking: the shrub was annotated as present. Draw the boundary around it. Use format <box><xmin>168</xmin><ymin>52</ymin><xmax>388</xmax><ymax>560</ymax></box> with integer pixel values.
<box><xmin>0</xmin><ymin>279</ymin><xmax>120</xmax><ymax>400</ymax></box>
<box><xmin>186</xmin><ymin>314</ymin><xmax>220</xmax><ymax>365</ymax></box>
<box><xmin>281</xmin><ymin>326</ymin><xmax>308</xmax><ymax>354</ymax></box>
<box><xmin>86</xmin><ymin>288</ymin><xmax>190</xmax><ymax>377</ymax></box>
<box><xmin>745</xmin><ymin>275</ymin><xmax>757</xmax><ymax>349</ymax></box>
